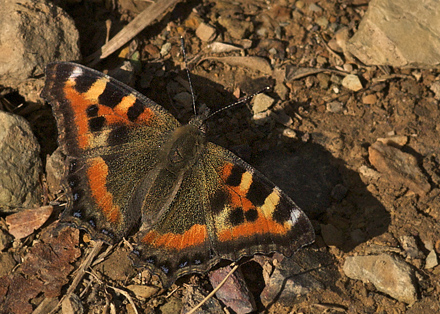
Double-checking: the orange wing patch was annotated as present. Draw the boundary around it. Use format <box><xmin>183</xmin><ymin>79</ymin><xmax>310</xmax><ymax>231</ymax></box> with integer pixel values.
<box><xmin>87</xmin><ymin>157</ymin><xmax>122</xmax><ymax>224</ymax></box>
<box><xmin>63</xmin><ymin>79</ymin><xmax>95</xmax><ymax>149</ymax></box>
<box><xmin>217</xmin><ymin>214</ymin><xmax>288</xmax><ymax>242</ymax></box>
<box><xmin>219</xmin><ymin>163</ymin><xmax>254</xmax><ymax>211</ymax></box>
<box><xmin>217</xmin><ymin>189</ymin><xmax>289</xmax><ymax>242</ymax></box>
<box><xmin>140</xmin><ymin>224</ymin><xmax>208</xmax><ymax>250</ymax></box>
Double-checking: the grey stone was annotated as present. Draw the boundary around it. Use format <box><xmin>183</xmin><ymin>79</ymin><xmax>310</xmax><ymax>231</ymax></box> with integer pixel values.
<box><xmin>126</xmin><ymin>285</ymin><xmax>160</xmax><ymax>300</ymax></box>
<box><xmin>347</xmin><ymin>0</ymin><xmax>440</xmax><ymax>68</ymax></box>
<box><xmin>160</xmin><ymin>42</ymin><xmax>172</xmax><ymax>57</ymax></box>
<box><xmin>343</xmin><ymin>254</ymin><xmax>418</xmax><ymax>304</ymax></box>
<box><xmin>430</xmin><ymin>81</ymin><xmax>440</xmax><ymax>99</ymax></box>
<box><xmin>0</xmin><ymin>112</ymin><xmax>42</xmax><ymax>212</ymax></box>
<box><xmin>0</xmin><ymin>0</ymin><xmax>80</xmax><ymax>90</ymax></box>
<box><xmin>45</xmin><ymin>147</ymin><xmax>65</xmax><ymax>196</ymax></box>
<box><xmin>260</xmin><ymin>254</ymin><xmax>324</xmax><ymax>307</ymax></box>
<box><xmin>251</xmin><ymin>93</ymin><xmax>275</xmax><ymax>114</ymax></box>
<box><xmin>218</xmin><ymin>16</ymin><xmax>254</xmax><ymax>40</ymax></box>
<box><xmin>400</xmin><ymin>235</ymin><xmax>424</xmax><ymax>259</ymax></box>
<box><xmin>196</xmin><ymin>23</ymin><xmax>217</xmax><ymax>42</ymax></box>
<box><xmin>368</xmin><ymin>141</ymin><xmax>431</xmax><ymax>196</ymax></box>
<box><xmin>342</xmin><ymin>74</ymin><xmax>363</xmax><ymax>91</ymax></box>
<box><xmin>425</xmin><ymin>250</ymin><xmax>438</xmax><ymax>269</ymax></box>
<box><xmin>326</xmin><ymin>101</ymin><xmax>344</xmax><ymax>113</ymax></box>
<box><xmin>181</xmin><ymin>285</ymin><xmax>223</xmax><ymax>314</ymax></box>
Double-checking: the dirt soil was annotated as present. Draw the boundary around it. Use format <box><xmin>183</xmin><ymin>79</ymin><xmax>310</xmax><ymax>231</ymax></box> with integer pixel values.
<box><xmin>1</xmin><ymin>0</ymin><xmax>440</xmax><ymax>313</ymax></box>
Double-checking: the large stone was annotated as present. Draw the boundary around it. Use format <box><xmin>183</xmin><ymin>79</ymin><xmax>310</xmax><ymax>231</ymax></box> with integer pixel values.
<box><xmin>347</xmin><ymin>0</ymin><xmax>440</xmax><ymax>68</ymax></box>
<box><xmin>343</xmin><ymin>254</ymin><xmax>418</xmax><ymax>304</ymax></box>
<box><xmin>0</xmin><ymin>112</ymin><xmax>42</xmax><ymax>212</ymax></box>
<box><xmin>0</xmin><ymin>0</ymin><xmax>80</xmax><ymax>91</ymax></box>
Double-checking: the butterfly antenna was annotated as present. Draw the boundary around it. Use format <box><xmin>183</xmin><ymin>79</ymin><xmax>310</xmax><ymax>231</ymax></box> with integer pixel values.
<box><xmin>180</xmin><ymin>36</ymin><xmax>197</xmax><ymax>115</ymax></box>
<box><xmin>206</xmin><ymin>86</ymin><xmax>271</xmax><ymax>121</ymax></box>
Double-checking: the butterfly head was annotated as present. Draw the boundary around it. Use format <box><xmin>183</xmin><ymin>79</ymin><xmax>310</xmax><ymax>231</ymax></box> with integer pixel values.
<box><xmin>189</xmin><ymin>103</ymin><xmax>210</xmax><ymax>134</ymax></box>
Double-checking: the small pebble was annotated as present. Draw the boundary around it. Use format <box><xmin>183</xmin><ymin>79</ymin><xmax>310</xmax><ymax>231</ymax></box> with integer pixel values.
<box><xmin>326</xmin><ymin>101</ymin><xmax>344</xmax><ymax>113</ymax></box>
<box><xmin>308</xmin><ymin>3</ymin><xmax>323</xmax><ymax>13</ymax></box>
<box><xmin>195</xmin><ymin>22</ymin><xmax>217</xmax><ymax>42</ymax></box>
<box><xmin>426</xmin><ymin>250</ymin><xmax>438</xmax><ymax>269</ymax></box>
<box><xmin>160</xmin><ymin>42</ymin><xmax>172</xmax><ymax>57</ymax></box>
<box><xmin>342</xmin><ymin>74</ymin><xmax>363</xmax><ymax>91</ymax></box>
<box><xmin>362</xmin><ymin>94</ymin><xmax>377</xmax><ymax>105</ymax></box>
<box><xmin>316</xmin><ymin>16</ymin><xmax>329</xmax><ymax>29</ymax></box>
<box><xmin>252</xmin><ymin>93</ymin><xmax>275</xmax><ymax>114</ymax></box>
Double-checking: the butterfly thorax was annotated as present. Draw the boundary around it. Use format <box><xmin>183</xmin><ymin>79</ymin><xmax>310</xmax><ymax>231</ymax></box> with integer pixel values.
<box><xmin>163</xmin><ymin>120</ymin><xmax>207</xmax><ymax>172</ymax></box>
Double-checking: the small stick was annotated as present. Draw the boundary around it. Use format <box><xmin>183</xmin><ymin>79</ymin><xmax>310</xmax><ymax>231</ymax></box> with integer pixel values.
<box><xmin>86</xmin><ymin>0</ymin><xmax>181</xmax><ymax>65</ymax></box>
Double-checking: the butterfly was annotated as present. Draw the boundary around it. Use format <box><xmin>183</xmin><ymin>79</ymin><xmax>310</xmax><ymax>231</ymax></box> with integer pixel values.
<box><xmin>41</xmin><ymin>61</ymin><xmax>315</xmax><ymax>287</ymax></box>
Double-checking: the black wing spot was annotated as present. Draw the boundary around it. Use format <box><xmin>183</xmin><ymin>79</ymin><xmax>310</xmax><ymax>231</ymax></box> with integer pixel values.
<box><xmin>86</xmin><ymin>104</ymin><xmax>99</xmax><ymax>117</ymax></box>
<box><xmin>89</xmin><ymin>116</ymin><xmax>106</xmax><ymax>132</ymax></box>
<box><xmin>127</xmin><ymin>99</ymin><xmax>145</xmax><ymax>121</ymax></box>
<box><xmin>73</xmin><ymin>74</ymin><xmax>96</xmax><ymax>94</ymax></box>
<box><xmin>245</xmin><ymin>208</ymin><xmax>258</xmax><ymax>222</ymax></box>
<box><xmin>98</xmin><ymin>85</ymin><xmax>125</xmax><ymax>109</ymax></box>
<box><xmin>229</xmin><ymin>207</ymin><xmax>245</xmax><ymax>226</ymax></box>
<box><xmin>272</xmin><ymin>197</ymin><xmax>294</xmax><ymax>224</ymax></box>
<box><xmin>225</xmin><ymin>166</ymin><xmax>245</xmax><ymax>187</ymax></box>
<box><xmin>247</xmin><ymin>180</ymin><xmax>271</xmax><ymax>207</ymax></box>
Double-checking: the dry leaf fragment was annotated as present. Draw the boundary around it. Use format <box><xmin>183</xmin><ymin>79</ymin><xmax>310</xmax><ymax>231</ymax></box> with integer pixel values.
<box><xmin>0</xmin><ymin>227</ymin><xmax>80</xmax><ymax>314</ymax></box>
<box><xmin>5</xmin><ymin>205</ymin><xmax>53</xmax><ymax>239</ymax></box>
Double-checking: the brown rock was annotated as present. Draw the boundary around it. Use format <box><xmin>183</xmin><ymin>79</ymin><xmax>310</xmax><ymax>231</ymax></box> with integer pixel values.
<box><xmin>368</xmin><ymin>141</ymin><xmax>431</xmax><ymax>196</ymax></box>
<box><xmin>195</xmin><ymin>23</ymin><xmax>217</xmax><ymax>42</ymax></box>
<box><xmin>362</xmin><ymin>94</ymin><xmax>377</xmax><ymax>105</ymax></box>
<box><xmin>209</xmin><ymin>266</ymin><xmax>256</xmax><ymax>314</ymax></box>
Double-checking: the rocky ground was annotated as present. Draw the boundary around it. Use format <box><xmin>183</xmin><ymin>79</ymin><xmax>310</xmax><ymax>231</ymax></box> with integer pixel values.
<box><xmin>0</xmin><ymin>0</ymin><xmax>440</xmax><ymax>313</ymax></box>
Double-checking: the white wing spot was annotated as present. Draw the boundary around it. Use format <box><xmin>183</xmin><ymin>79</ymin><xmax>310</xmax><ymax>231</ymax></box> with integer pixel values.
<box><xmin>70</xmin><ymin>66</ymin><xmax>83</xmax><ymax>79</ymax></box>
<box><xmin>289</xmin><ymin>209</ymin><xmax>300</xmax><ymax>225</ymax></box>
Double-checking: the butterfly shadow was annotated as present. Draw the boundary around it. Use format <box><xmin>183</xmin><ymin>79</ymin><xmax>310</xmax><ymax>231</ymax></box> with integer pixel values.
<box><xmin>253</xmin><ymin>141</ymin><xmax>391</xmax><ymax>253</ymax></box>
